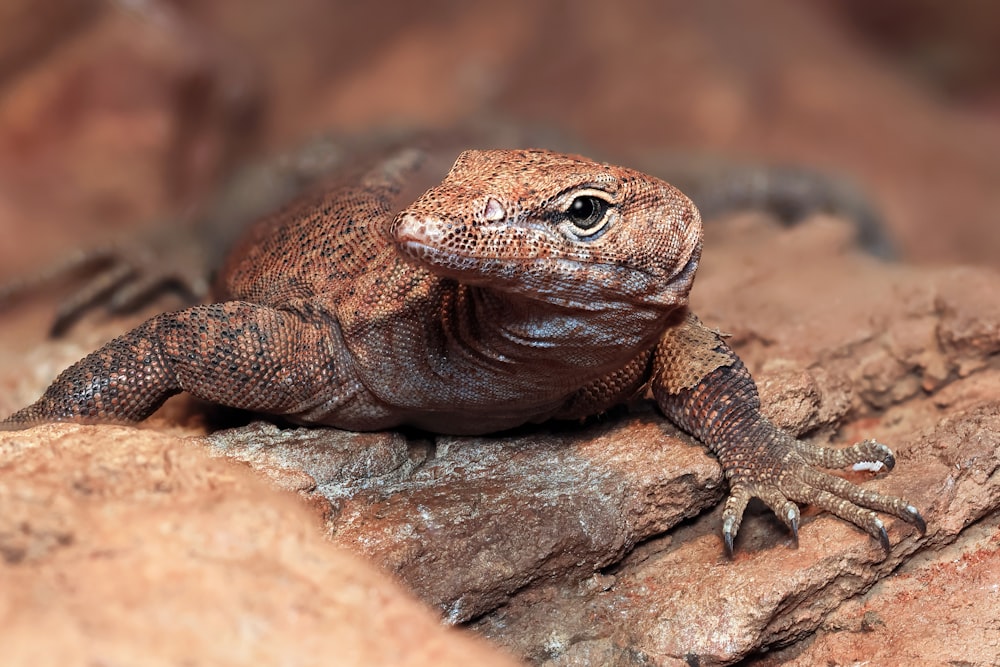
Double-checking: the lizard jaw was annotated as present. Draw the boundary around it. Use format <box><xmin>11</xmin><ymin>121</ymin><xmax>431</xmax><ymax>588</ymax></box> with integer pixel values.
<box><xmin>393</xmin><ymin>211</ymin><xmax>694</xmax><ymax>312</ymax></box>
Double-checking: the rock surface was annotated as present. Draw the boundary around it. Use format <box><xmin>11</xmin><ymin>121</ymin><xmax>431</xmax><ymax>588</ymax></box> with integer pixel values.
<box><xmin>0</xmin><ymin>425</ymin><xmax>520</xmax><ymax>666</ymax></box>
<box><xmin>207</xmin><ymin>414</ymin><xmax>721</xmax><ymax>625</ymax></box>
<box><xmin>2</xmin><ymin>1</ymin><xmax>1000</xmax><ymax>666</ymax></box>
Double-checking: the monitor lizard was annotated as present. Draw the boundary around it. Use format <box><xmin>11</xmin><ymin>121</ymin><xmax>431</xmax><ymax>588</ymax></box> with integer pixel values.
<box><xmin>1</xmin><ymin>146</ymin><xmax>925</xmax><ymax>555</ymax></box>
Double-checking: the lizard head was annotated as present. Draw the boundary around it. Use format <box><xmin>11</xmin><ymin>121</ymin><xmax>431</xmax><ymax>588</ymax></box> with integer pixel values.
<box><xmin>391</xmin><ymin>149</ymin><xmax>703</xmax><ymax>312</ymax></box>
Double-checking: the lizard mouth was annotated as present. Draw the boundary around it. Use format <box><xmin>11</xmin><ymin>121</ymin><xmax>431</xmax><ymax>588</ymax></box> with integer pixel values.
<box><xmin>392</xmin><ymin>212</ymin><xmax>491</xmax><ymax>274</ymax></box>
<box><xmin>392</xmin><ymin>212</ymin><xmax>698</xmax><ymax>310</ymax></box>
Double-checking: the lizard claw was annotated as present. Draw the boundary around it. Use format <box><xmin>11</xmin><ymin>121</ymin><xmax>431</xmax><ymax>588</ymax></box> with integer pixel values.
<box><xmin>722</xmin><ymin>499</ymin><xmax>801</xmax><ymax>558</ymax></box>
<box><xmin>721</xmin><ymin>486</ymin><xmax>750</xmax><ymax>558</ymax></box>
<box><xmin>788</xmin><ymin>508</ymin><xmax>800</xmax><ymax>545</ymax></box>
<box><xmin>874</xmin><ymin>518</ymin><xmax>891</xmax><ymax>553</ymax></box>
<box><xmin>723</xmin><ymin>516</ymin><xmax>737</xmax><ymax>559</ymax></box>
<box><xmin>902</xmin><ymin>504</ymin><xmax>927</xmax><ymax>535</ymax></box>
<box><xmin>721</xmin><ymin>481</ymin><xmax>803</xmax><ymax>556</ymax></box>
<box><xmin>717</xmin><ymin>426</ymin><xmax>925</xmax><ymax>556</ymax></box>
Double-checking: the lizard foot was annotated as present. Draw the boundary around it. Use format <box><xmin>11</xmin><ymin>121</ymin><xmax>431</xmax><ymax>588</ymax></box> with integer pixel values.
<box><xmin>719</xmin><ymin>429</ymin><xmax>926</xmax><ymax>557</ymax></box>
<box><xmin>0</xmin><ymin>226</ymin><xmax>210</xmax><ymax>337</ymax></box>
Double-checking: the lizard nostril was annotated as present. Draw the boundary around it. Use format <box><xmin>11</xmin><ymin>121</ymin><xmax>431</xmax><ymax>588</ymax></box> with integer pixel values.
<box><xmin>483</xmin><ymin>197</ymin><xmax>505</xmax><ymax>222</ymax></box>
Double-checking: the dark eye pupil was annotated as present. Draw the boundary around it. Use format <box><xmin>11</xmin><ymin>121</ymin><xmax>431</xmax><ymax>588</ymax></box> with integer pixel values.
<box><xmin>567</xmin><ymin>196</ymin><xmax>606</xmax><ymax>229</ymax></box>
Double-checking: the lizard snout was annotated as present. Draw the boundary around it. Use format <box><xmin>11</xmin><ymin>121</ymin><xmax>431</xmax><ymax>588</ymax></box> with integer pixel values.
<box><xmin>391</xmin><ymin>211</ymin><xmax>440</xmax><ymax>247</ymax></box>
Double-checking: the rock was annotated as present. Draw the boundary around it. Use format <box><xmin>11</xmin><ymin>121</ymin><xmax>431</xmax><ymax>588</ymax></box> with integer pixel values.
<box><xmin>754</xmin><ymin>510</ymin><xmax>1000</xmax><ymax>666</ymax></box>
<box><xmin>206</xmin><ymin>416</ymin><xmax>722</xmax><ymax>623</ymax></box>
<box><xmin>0</xmin><ymin>0</ymin><xmax>258</xmax><ymax>278</ymax></box>
<box><xmin>0</xmin><ymin>425</ymin><xmax>521</xmax><ymax>667</ymax></box>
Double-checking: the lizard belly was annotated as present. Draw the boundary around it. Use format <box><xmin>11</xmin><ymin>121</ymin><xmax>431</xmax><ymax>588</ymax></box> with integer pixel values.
<box><xmin>290</xmin><ymin>376</ymin><xmax>570</xmax><ymax>435</ymax></box>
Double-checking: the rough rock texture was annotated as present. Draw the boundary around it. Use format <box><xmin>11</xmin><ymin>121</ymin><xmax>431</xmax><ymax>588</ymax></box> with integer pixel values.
<box><xmin>206</xmin><ymin>416</ymin><xmax>721</xmax><ymax>625</ymax></box>
<box><xmin>0</xmin><ymin>425</ymin><xmax>520</xmax><ymax>667</ymax></box>
<box><xmin>755</xmin><ymin>514</ymin><xmax>1000</xmax><ymax>666</ymax></box>
<box><xmin>3</xmin><ymin>1</ymin><xmax>1000</xmax><ymax>665</ymax></box>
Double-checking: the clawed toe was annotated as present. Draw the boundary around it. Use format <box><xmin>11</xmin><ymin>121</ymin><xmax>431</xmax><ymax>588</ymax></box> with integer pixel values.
<box><xmin>871</xmin><ymin>517</ymin><xmax>890</xmax><ymax>552</ymax></box>
<box><xmin>794</xmin><ymin>437</ymin><xmax>897</xmax><ymax>472</ymax></box>
<box><xmin>718</xmin><ymin>451</ymin><xmax>925</xmax><ymax>557</ymax></box>
<box><xmin>720</xmin><ymin>484</ymin><xmax>802</xmax><ymax>557</ymax></box>
<box><xmin>721</xmin><ymin>487</ymin><xmax>751</xmax><ymax>557</ymax></box>
<box><xmin>902</xmin><ymin>504</ymin><xmax>927</xmax><ymax>534</ymax></box>
<box><xmin>723</xmin><ymin>516</ymin><xmax>737</xmax><ymax>558</ymax></box>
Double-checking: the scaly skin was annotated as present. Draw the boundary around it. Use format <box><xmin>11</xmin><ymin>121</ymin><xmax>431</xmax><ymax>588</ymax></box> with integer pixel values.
<box><xmin>2</xmin><ymin>147</ymin><xmax>925</xmax><ymax>554</ymax></box>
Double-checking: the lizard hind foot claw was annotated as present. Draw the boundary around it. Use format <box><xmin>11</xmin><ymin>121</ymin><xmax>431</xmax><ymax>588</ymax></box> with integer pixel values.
<box><xmin>903</xmin><ymin>504</ymin><xmax>927</xmax><ymax>535</ymax></box>
<box><xmin>723</xmin><ymin>517</ymin><xmax>737</xmax><ymax>559</ymax></box>
<box><xmin>720</xmin><ymin>486</ymin><xmax>751</xmax><ymax>558</ymax></box>
<box><xmin>874</xmin><ymin>518</ymin><xmax>891</xmax><ymax>553</ymax></box>
<box><xmin>720</xmin><ymin>486</ymin><xmax>803</xmax><ymax>556</ymax></box>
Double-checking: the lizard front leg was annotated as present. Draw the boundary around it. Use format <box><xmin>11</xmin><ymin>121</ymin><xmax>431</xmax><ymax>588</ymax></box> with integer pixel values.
<box><xmin>3</xmin><ymin>302</ymin><xmax>342</xmax><ymax>428</ymax></box>
<box><xmin>651</xmin><ymin>310</ymin><xmax>925</xmax><ymax>555</ymax></box>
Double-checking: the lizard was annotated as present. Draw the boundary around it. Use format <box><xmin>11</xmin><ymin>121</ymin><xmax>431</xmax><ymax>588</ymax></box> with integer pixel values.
<box><xmin>1</xmin><ymin>146</ymin><xmax>925</xmax><ymax>555</ymax></box>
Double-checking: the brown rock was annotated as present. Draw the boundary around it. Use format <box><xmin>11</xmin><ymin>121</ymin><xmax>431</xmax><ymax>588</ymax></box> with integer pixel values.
<box><xmin>0</xmin><ymin>424</ymin><xmax>521</xmax><ymax>667</ymax></box>
<box><xmin>0</xmin><ymin>0</ymin><xmax>258</xmax><ymax>278</ymax></box>
<box><xmin>755</xmin><ymin>511</ymin><xmax>1000</xmax><ymax>666</ymax></box>
<box><xmin>0</xmin><ymin>0</ymin><xmax>99</xmax><ymax>81</ymax></box>
<box><xmin>207</xmin><ymin>417</ymin><xmax>722</xmax><ymax>623</ymax></box>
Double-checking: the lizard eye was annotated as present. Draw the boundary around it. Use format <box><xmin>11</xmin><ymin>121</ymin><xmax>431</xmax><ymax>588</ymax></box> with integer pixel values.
<box><xmin>564</xmin><ymin>195</ymin><xmax>610</xmax><ymax>235</ymax></box>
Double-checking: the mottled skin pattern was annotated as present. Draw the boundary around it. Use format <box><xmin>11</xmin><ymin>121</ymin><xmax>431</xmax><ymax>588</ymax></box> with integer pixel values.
<box><xmin>3</xmin><ymin>148</ymin><xmax>924</xmax><ymax>553</ymax></box>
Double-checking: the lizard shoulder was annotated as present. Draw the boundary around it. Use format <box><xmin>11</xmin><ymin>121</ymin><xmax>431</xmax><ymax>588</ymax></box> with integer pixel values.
<box><xmin>216</xmin><ymin>148</ymin><xmax>455</xmax><ymax>307</ymax></box>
